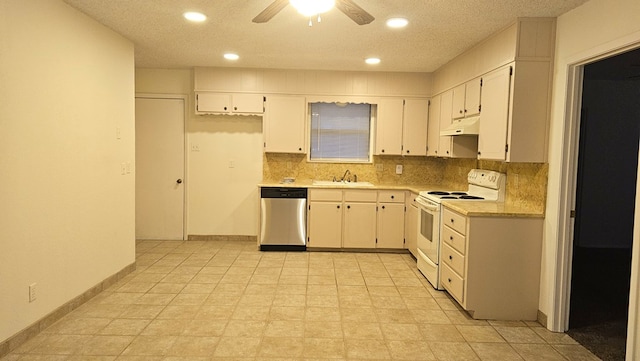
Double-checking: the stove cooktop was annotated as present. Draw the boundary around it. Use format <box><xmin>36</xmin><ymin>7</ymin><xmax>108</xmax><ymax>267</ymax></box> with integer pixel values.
<box><xmin>425</xmin><ymin>191</ymin><xmax>485</xmax><ymax>200</ymax></box>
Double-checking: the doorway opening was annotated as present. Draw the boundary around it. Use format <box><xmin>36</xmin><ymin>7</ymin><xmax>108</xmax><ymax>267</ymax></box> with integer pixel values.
<box><xmin>567</xmin><ymin>48</ymin><xmax>640</xmax><ymax>361</ymax></box>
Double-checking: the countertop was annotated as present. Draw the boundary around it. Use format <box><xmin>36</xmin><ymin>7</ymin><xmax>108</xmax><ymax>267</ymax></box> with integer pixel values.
<box><xmin>258</xmin><ymin>180</ymin><xmax>544</xmax><ymax>218</ymax></box>
<box><xmin>442</xmin><ymin>200</ymin><xmax>544</xmax><ymax>218</ymax></box>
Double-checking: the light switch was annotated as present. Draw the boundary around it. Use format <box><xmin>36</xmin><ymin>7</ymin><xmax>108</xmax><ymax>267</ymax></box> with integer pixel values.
<box><xmin>116</xmin><ymin>127</ymin><xmax>121</xmax><ymax>140</ymax></box>
<box><xmin>395</xmin><ymin>165</ymin><xmax>403</xmax><ymax>175</ymax></box>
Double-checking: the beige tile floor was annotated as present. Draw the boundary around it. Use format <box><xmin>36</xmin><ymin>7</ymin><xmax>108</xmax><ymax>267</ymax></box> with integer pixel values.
<box><xmin>3</xmin><ymin>240</ymin><xmax>600</xmax><ymax>361</ymax></box>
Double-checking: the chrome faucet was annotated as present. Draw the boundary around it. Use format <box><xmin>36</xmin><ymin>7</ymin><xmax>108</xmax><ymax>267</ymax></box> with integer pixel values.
<box><xmin>341</xmin><ymin>169</ymin><xmax>351</xmax><ymax>182</ymax></box>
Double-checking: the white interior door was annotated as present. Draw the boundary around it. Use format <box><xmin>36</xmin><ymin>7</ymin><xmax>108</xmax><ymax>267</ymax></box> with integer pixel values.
<box><xmin>135</xmin><ymin>97</ymin><xmax>185</xmax><ymax>240</ymax></box>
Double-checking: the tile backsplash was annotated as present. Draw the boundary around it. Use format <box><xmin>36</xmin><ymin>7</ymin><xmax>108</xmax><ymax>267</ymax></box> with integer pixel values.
<box><xmin>263</xmin><ymin>153</ymin><xmax>548</xmax><ymax>213</ymax></box>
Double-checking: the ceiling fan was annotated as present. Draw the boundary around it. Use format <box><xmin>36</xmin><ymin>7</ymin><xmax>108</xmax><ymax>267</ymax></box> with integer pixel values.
<box><xmin>252</xmin><ymin>0</ymin><xmax>375</xmax><ymax>25</ymax></box>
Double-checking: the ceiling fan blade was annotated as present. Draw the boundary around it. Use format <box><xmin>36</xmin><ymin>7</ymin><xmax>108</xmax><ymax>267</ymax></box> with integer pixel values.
<box><xmin>252</xmin><ymin>0</ymin><xmax>289</xmax><ymax>23</ymax></box>
<box><xmin>335</xmin><ymin>0</ymin><xmax>375</xmax><ymax>25</ymax></box>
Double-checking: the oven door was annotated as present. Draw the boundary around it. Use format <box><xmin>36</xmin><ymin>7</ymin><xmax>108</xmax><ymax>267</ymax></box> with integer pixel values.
<box><xmin>415</xmin><ymin>196</ymin><xmax>442</xmax><ymax>289</ymax></box>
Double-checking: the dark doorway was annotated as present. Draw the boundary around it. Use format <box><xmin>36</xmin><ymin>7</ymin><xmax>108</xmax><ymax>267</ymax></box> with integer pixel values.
<box><xmin>568</xmin><ymin>47</ymin><xmax>640</xmax><ymax>361</ymax></box>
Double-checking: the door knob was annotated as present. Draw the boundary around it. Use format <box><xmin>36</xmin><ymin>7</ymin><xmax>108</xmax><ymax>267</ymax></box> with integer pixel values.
<box><xmin>176</xmin><ymin>179</ymin><xmax>183</xmax><ymax>184</ymax></box>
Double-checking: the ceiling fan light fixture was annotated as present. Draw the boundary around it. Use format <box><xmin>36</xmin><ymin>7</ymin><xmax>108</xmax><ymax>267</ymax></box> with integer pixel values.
<box><xmin>386</xmin><ymin>17</ymin><xmax>408</xmax><ymax>28</ymax></box>
<box><xmin>289</xmin><ymin>0</ymin><xmax>335</xmax><ymax>17</ymax></box>
<box><xmin>183</xmin><ymin>12</ymin><xmax>207</xmax><ymax>22</ymax></box>
<box><xmin>365</xmin><ymin>57</ymin><xmax>381</xmax><ymax>65</ymax></box>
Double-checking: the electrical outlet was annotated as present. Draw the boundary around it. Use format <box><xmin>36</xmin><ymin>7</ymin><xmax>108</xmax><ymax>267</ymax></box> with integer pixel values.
<box><xmin>228</xmin><ymin>160</ymin><xmax>235</xmax><ymax>168</ymax></box>
<box><xmin>120</xmin><ymin>163</ymin><xmax>126</xmax><ymax>175</ymax></box>
<box><xmin>191</xmin><ymin>144</ymin><xmax>200</xmax><ymax>152</ymax></box>
<box><xmin>29</xmin><ymin>283</ymin><xmax>37</xmax><ymax>302</ymax></box>
<box><xmin>375</xmin><ymin>164</ymin><xmax>383</xmax><ymax>172</ymax></box>
<box><xmin>116</xmin><ymin>127</ymin><xmax>121</xmax><ymax>140</ymax></box>
<box><xmin>395</xmin><ymin>164</ymin><xmax>403</xmax><ymax>175</ymax></box>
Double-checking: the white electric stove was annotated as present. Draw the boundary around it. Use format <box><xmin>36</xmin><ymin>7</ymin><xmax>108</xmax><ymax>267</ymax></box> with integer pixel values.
<box><xmin>415</xmin><ymin>169</ymin><xmax>506</xmax><ymax>289</ymax></box>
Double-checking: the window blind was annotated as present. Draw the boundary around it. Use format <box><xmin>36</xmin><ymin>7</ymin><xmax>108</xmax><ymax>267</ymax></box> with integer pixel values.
<box><xmin>310</xmin><ymin>103</ymin><xmax>371</xmax><ymax>162</ymax></box>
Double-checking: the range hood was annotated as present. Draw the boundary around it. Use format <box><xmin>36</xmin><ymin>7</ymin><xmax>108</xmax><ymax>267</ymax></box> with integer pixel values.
<box><xmin>440</xmin><ymin>116</ymin><xmax>480</xmax><ymax>136</ymax></box>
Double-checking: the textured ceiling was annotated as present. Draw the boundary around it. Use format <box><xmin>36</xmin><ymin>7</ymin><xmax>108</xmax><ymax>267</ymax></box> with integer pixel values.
<box><xmin>63</xmin><ymin>0</ymin><xmax>589</xmax><ymax>72</ymax></box>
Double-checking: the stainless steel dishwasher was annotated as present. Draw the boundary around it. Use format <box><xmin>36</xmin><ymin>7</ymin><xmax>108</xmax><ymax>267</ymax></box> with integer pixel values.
<box><xmin>260</xmin><ymin>187</ymin><xmax>307</xmax><ymax>251</ymax></box>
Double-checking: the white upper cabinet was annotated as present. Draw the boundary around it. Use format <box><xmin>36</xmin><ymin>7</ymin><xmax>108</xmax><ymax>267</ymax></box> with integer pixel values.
<box><xmin>402</xmin><ymin>99</ymin><xmax>429</xmax><ymax>156</ymax></box>
<box><xmin>452</xmin><ymin>78</ymin><xmax>481</xmax><ymax>120</ymax></box>
<box><xmin>478</xmin><ymin>66</ymin><xmax>512</xmax><ymax>160</ymax></box>
<box><xmin>426</xmin><ymin>95</ymin><xmax>441</xmax><ymax>157</ymax></box>
<box><xmin>375</xmin><ymin>98</ymin><xmax>404</xmax><ymax>155</ymax></box>
<box><xmin>479</xmin><ymin>61</ymin><xmax>551</xmax><ymax>162</ymax></box>
<box><xmin>427</xmin><ymin>91</ymin><xmax>478</xmax><ymax>159</ymax></box>
<box><xmin>263</xmin><ymin>95</ymin><xmax>306</xmax><ymax>153</ymax></box>
<box><xmin>438</xmin><ymin>90</ymin><xmax>454</xmax><ymax>156</ymax></box>
<box><xmin>196</xmin><ymin>92</ymin><xmax>264</xmax><ymax>115</ymax></box>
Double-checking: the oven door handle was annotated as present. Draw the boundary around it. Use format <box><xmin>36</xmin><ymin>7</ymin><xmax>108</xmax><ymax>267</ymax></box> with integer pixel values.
<box><xmin>416</xmin><ymin>197</ymin><xmax>439</xmax><ymax>211</ymax></box>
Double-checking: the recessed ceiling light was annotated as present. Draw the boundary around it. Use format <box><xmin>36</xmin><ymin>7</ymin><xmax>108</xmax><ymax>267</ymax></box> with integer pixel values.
<box><xmin>365</xmin><ymin>58</ymin><xmax>381</xmax><ymax>65</ymax></box>
<box><xmin>386</xmin><ymin>18</ymin><xmax>408</xmax><ymax>28</ymax></box>
<box><xmin>183</xmin><ymin>12</ymin><xmax>206</xmax><ymax>22</ymax></box>
<box><xmin>224</xmin><ymin>53</ymin><xmax>239</xmax><ymax>61</ymax></box>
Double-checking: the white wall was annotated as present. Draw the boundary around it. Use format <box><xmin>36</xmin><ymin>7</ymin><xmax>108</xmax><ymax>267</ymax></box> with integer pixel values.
<box><xmin>542</xmin><ymin>0</ymin><xmax>640</xmax><ymax>344</ymax></box>
<box><xmin>135</xmin><ymin>69</ymin><xmax>263</xmax><ymax>236</ymax></box>
<box><xmin>0</xmin><ymin>0</ymin><xmax>135</xmax><ymax>342</ymax></box>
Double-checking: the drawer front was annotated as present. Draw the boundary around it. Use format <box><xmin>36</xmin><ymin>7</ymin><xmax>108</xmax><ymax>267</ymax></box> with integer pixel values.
<box><xmin>441</xmin><ymin>242</ymin><xmax>465</xmax><ymax>276</ymax></box>
<box><xmin>378</xmin><ymin>190</ymin><xmax>405</xmax><ymax>203</ymax></box>
<box><xmin>344</xmin><ymin>190</ymin><xmax>377</xmax><ymax>202</ymax></box>
<box><xmin>309</xmin><ymin>189</ymin><xmax>343</xmax><ymax>202</ymax></box>
<box><xmin>442</xmin><ymin>207</ymin><xmax>467</xmax><ymax>235</ymax></box>
<box><xmin>441</xmin><ymin>263</ymin><xmax>464</xmax><ymax>304</ymax></box>
<box><xmin>442</xmin><ymin>225</ymin><xmax>466</xmax><ymax>254</ymax></box>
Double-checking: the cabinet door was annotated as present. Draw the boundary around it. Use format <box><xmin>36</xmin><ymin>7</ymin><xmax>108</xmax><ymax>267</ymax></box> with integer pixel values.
<box><xmin>377</xmin><ymin>203</ymin><xmax>405</xmax><ymax>249</ymax></box>
<box><xmin>375</xmin><ymin>98</ymin><xmax>404</xmax><ymax>155</ymax></box>
<box><xmin>264</xmin><ymin>95</ymin><xmax>306</xmax><ymax>153</ymax></box>
<box><xmin>232</xmin><ymin>93</ymin><xmax>264</xmax><ymax>114</ymax></box>
<box><xmin>427</xmin><ymin>95</ymin><xmax>441</xmax><ymax>157</ymax></box>
<box><xmin>308</xmin><ymin>202</ymin><xmax>343</xmax><ymax>248</ymax></box>
<box><xmin>478</xmin><ymin>66</ymin><xmax>512</xmax><ymax>160</ymax></box>
<box><xmin>343</xmin><ymin>203</ymin><xmax>377</xmax><ymax>248</ymax></box>
<box><xmin>405</xmin><ymin>197</ymin><xmax>418</xmax><ymax>256</ymax></box>
<box><xmin>438</xmin><ymin>90</ymin><xmax>454</xmax><ymax>157</ymax></box>
<box><xmin>452</xmin><ymin>84</ymin><xmax>466</xmax><ymax>120</ymax></box>
<box><xmin>196</xmin><ymin>93</ymin><xmax>230</xmax><ymax>113</ymax></box>
<box><xmin>465</xmin><ymin>78</ymin><xmax>482</xmax><ymax>117</ymax></box>
<box><xmin>402</xmin><ymin>99</ymin><xmax>428</xmax><ymax>156</ymax></box>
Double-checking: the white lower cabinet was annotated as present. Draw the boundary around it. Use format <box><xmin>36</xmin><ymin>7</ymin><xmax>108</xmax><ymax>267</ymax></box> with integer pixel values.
<box><xmin>440</xmin><ymin>206</ymin><xmax>543</xmax><ymax>320</ymax></box>
<box><xmin>404</xmin><ymin>192</ymin><xmax>418</xmax><ymax>257</ymax></box>
<box><xmin>307</xmin><ymin>189</ymin><xmax>406</xmax><ymax>250</ymax></box>
<box><xmin>377</xmin><ymin>190</ymin><xmax>406</xmax><ymax>249</ymax></box>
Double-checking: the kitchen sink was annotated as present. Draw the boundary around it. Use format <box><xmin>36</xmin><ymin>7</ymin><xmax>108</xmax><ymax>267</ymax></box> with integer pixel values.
<box><xmin>312</xmin><ymin>180</ymin><xmax>374</xmax><ymax>187</ymax></box>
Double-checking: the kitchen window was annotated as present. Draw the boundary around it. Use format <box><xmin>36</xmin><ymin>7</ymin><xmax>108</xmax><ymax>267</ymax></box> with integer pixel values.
<box><xmin>309</xmin><ymin>102</ymin><xmax>373</xmax><ymax>163</ymax></box>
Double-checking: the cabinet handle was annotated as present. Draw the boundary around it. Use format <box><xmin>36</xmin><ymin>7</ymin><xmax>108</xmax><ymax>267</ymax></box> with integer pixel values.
<box><xmin>450</xmin><ymin>236</ymin><xmax>453</xmax><ymax>240</ymax></box>
<box><xmin>406</xmin><ymin>150</ymin><xmax>410</xmax><ymax>154</ymax></box>
<box><xmin>464</xmin><ymin>109</ymin><xmax>467</xmax><ymax>113</ymax></box>
<box><xmin>382</xmin><ymin>205</ymin><xmax>386</xmax><ymax>209</ymax></box>
<box><xmin>478</xmin><ymin>151</ymin><xmax>481</xmax><ymax>155</ymax></box>
<box><xmin>459</xmin><ymin>110</ymin><xmax>463</xmax><ymax>114</ymax></box>
<box><xmin>450</xmin><ymin>219</ymin><xmax>454</xmax><ymax>223</ymax></box>
<box><xmin>298</xmin><ymin>147</ymin><xmax>302</xmax><ymax>151</ymax></box>
<box><xmin>391</xmin><ymin>195</ymin><xmax>395</xmax><ymax>199</ymax></box>
<box><xmin>448</xmin><ymin>278</ymin><xmax>452</xmax><ymax>283</ymax></box>
<box><xmin>347</xmin><ymin>205</ymin><xmax>351</xmax><ymax>209</ymax></box>
<box><xmin>381</xmin><ymin>149</ymin><xmax>385</xmax><ymax>153</ymax></box>
<box><xmin>449</xmin><ymin>255</ymin><xmax>453</xmax><ymax>260</ymax></box>
<box><xmin>337</xmin><ymin>205</ymin><xmax>340</xmax><ymax>209</ymax></box>
<box><xmin>234</xmin><ymin>107</ymin><xmax>238</xmax><ymax>111</ymax></box>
